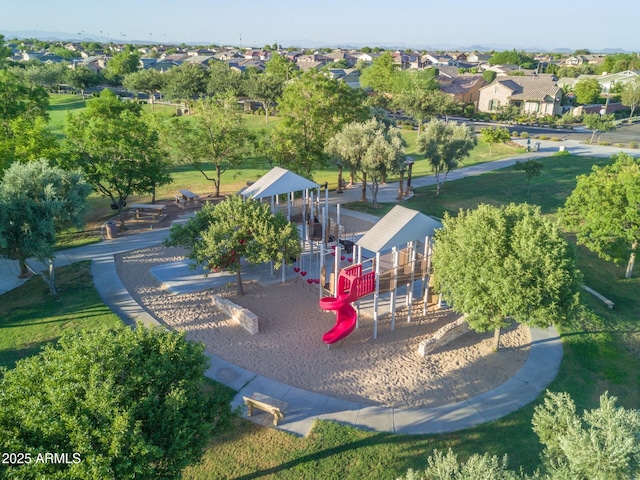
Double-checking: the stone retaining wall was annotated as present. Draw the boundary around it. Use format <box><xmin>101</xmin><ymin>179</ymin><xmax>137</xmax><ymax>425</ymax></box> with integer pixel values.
<box><xmin>211</xmin><ymin>295</ymin><xmax>259</xmax><ymax>335</ymax></box>
<box><xmin>418</xmin><ymin>315</ymin><xmax>469</xmax><ymax>356</ymax></box>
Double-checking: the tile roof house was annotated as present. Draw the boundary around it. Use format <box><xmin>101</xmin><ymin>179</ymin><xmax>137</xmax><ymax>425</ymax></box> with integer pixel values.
<box><xmin>477</xmin><ymin>74</ymin><xmax>563</xmax><ymax>116</ymax></box>
<box><xmin>440</xmin><ymin>74</ymin><xmax>487</xmax><ymax>105</ymax></box>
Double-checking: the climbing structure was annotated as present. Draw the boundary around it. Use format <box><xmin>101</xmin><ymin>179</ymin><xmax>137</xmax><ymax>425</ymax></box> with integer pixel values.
<box><xmin>319</xmin><ymin>264</ymin><xmax>376</xmax><ymax>344</ymax></box>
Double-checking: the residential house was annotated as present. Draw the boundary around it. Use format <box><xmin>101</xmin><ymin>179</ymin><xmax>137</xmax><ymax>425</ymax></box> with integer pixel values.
<box><xmin>477</xmin><ymin>74</ymin><xmax>562</xmax><ymax>116</ymax></box>
<box><xmin>466</xmin><ymin>53</ymin><xmax>492</xmax><ymax>64</ymax></box>
<box><xmin>149</xmin><ymin>59</ymin><xmax>180</xmax><ymax>72</ymax></box>
<box><xmin>244</xmin><ymin>50</ymin><xmax>270</xmax><ymax>61</ymax></box>
<box><xmin>324</xmin><ymin>50</ymin><xmax>359</xmax><ymax>67</ymax></box>
<box><xmin>558</xmin><ymin>70</ymin><xmax>640</xmax><ymax>94</ymax></box>
<box><xmin>326</xmin><ymin>69</ymin><xmax>361</xmax><ymax>88</ymax></box>
<box><xmin>71</xmin><ymin>55</ymin><xmax>108</xmax><ymax>73</ymax></box>
<box><xmin>188</xmin><ymin>48</ymin><xmax>215</xmax><ymax>57</ymax></box>
<box><xmin>296</xmin><ymin>61</ymin><xmax>324</xmax><ymax>72</ymax></box>
<box><xmin>423</xmin><ymin>53</ymin><xmax>457</xmax><ymax>67</ymax></box>
<box><xmin>393</xmin><ymin>51</ymin><xmax>422</xmax><ymax>69</ymax></box>
<box><xmin>183</xmin><ymin>55</ymin><xmax>215</xmax><ymax>67</ymax></box>
<box><xmin>440</xmin><ymin>74</ymin><xmax>486</xmax><ymax>106</ymax></box>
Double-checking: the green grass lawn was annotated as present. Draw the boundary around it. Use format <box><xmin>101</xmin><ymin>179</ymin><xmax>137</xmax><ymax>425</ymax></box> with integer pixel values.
<box><xmin>0</xmin><ymin>262</ymin><xmax>122</xmax><ymax>369</ymax></box>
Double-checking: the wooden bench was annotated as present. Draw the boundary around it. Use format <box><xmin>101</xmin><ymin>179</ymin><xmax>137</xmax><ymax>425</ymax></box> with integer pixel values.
<box><xmin>243</xmin><ymin>392</ymin><xmax>288</xmax><ymax>426</ymax></box>
<box><xmin>128</xmin><ymin>203</ymin><xmax>166</xmax><ymax>220</ymax></box>
<box><xmin>582</xmin><ymin>285</ymin><xmax>615</xmax><ymax>309</ymax></box>
<box><xmin>174</xmin><ymin>189</ymin><xmax>201</xmax><ymax>208</ymax></box>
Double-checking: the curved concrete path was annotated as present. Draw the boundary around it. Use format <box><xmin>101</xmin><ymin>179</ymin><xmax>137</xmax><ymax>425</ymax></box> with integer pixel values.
<box><xmin>0</xmin><ymin>142</ymin><xmax>580</xmax><ymax>436</ymax></box>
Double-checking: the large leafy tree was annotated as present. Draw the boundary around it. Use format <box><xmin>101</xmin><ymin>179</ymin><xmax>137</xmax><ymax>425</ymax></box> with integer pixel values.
<box><xmin>65</xmin><ymin>65</ymin><xmax>101</xmax><ymax>100</ymax></box>
<box><xmin>417</xmin><ymin>119</ymin><xmax>476</xmax><ymax>196</ymax></box>
<box><xmin>123</xmin><ymin>68</ymin><xmax>165</xmax><ymax>108</ymax></box>
<box><xmin>561</xmin><ymin>152</ymin><xmax>640</xmax><ymax>278</ymax></box>
<box><xmin>573</xmin><ymin>78</ymin><xmax>602</xmax><ymax>105</ymax></box>
<box><xmin>271</xmin><ymin>70</ymin><xmax>369</xmax><ymax>177</ymax></box>
<box><xmin>206</xmin><ymin>60</ymin><xmax>243</xmax><ymax>96</ymax></box>
<box><xmin>63</xmin><ymin>90</ymin><xmax>172</xmax><ymax>229</ymax></box>
<box><xmin>0</xmin><ymin>324</ymin><xmax>232</xmax><ymax>480</ymax></box>
<box><xmin>0</xmin><ymin>160</ymin><xmax>91</xmax><ymax>291</ymax></box>
<box><xmin>161</xmin><ymin>63</ymin><xmax>209</xmax><ymax>107</ymax></box>
<box><xmin>432</xmin><ymin>203</ymin><xmax>581</xmax><ymax>350</ymax></box>
<box><xmin>621</xmin><ymin>76</ymin><xmax>640</xmax><ymax>120</ymax></box>
<box><xmin>264</xmin><ymin>53</ymin><xmax>298</xmax><ymax>82</ymax></box>
<box><xmin>359</xmin><ymin>51</ymin><xmax>399</xmax><ymax>93</ymax></box>
<box><xmin>0</xmin><ymin>65</ymin><xmax>59</xmax><ymax>168</ymax></box>
<box><xmin>488</xmin><ymin>49</ymin><xmax>536</xmax><ymax>68</ymax></box>
<box><xmin>162</xmin><ymin>95</ymin><xmax>252</xmax><ymax>197</ymax></box>
<box><xmin>244</xmin><ymin>73</ymin><xmax>284</xmax><ymax>122</ymax></box>
<box><xmin>103</xmin><ymin>46</ymin><xmax>141</xmax><ymax>84</ymax></box>
<box><xmin>164</xmin><ymin>195</ymin><xmax>301</xmax><ymax>296</ymax></box>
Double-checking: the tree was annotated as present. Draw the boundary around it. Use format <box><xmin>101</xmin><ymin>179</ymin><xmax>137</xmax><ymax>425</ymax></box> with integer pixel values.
<box><xmin>488</xmin><ymin>49</ymin><xmax>536</xmax><ymax>68</ymax></box>
<box><xmin>0</xmin><ymin>69</ymin><xmax>51</xmax><ymax>173</ymax></box>
<box><xmin>161</xmin><ymin>63</ymin><xmax>209</xmax><ymax>108</ymax></box>
<box><xmin>123</xmin><ymin>68</ymin><xmax>165</xmax><ymax>108</ymax></box>
<box><xmin>513</xmin><ymin>159</ymin><xmax>544</xmax><ymax>196</ymax></box>
<box><xmin>0</xmin><ymin>34</ymin><xmax>11</xmax><ymax>68</ymax></box>
<box><xmin>244</xmin><ymin>73</ymin><xmax>283</xmax><ymax>122</ymax></box>
<box><xmin>621</xmin><ymin>76</ymin><xmax>640</xmax><ymax>120</ymax></box>
<box><xmin>162</xmin><ymin>95</ymin><xmax>252</xmax><ymax>197</ymax></box>
<box><xmin>206</xmin><ymin>60</ymin><xmax>243</xmax><ymax>96</ymax></box>
<box><xmin>359</xmin><ymin>51</ymin><xmax>399</xmax><ymax>93</ymax></box>
<box><xmin>63</xmin><ymin>90</ymin><xmax>172</xmax><ymax>230</ymax></box>
<box><xmin>432</xmin><ymin>203</ymin><xmax>581</xmax><ymax>350</ymax></box>
<box><xmin>65</xmin><ymin>65</ymin><xmax>101</xmax><ymax>100</ymax></box>
<box><xmin>573</xmin><ymin>78</ymin><xmax>602</xmax><ymax>105</ymax></box>
<box><xmin>561</xmin><ymin>152</ymin><xmax>640</xmax><ymax>278</ymax></box>
<box><xmin>0</xmin><ymin>160</ymin><xmax>91</xmax><ymax>291</ymax></box>
<box><xmin>0</xmin><ymin>324</ymin><xmax>232</xmax><ymax>480</ymax></box>
<box><xmin>481</xmin><ymin>126</ymin><xmax>511</xmax><ymax>156</ymax></box>
<box><xmin>396</xmin><ymin>449</ymin><xmax>520</xmax><ymax>480</ymax></box>
<box><xmin>392</xmin><ymin>70</ymin><xmax>442</xmax><ymax>137</ymax></box>
<box><xmin>326</xmin><ymin>119</ymin><xmax>405</xmax><ymax>207</ymax></box>
<box><xmin>582</xmin><ymin>112</ymin><xmax>615</xmax><ymax>144</ymax></box>
<box><xmin>164</xmin><ymin>195</ymin><xmax>301</xmax><ymax>296</ymax></box>
<box><xmin>264</xmin><ymin>52</ymin><xmax>298</xmax><ymax>82</ymax></box>
<box><xmin>271</xmin><ymin>70</ymin><xmax>369</xmax><ymax>177</ymax></box>
<box><xmin>417</xmin><ymin>119</ymin><xmax>476</xmax><ymax>196</ymax></box>
<box><xmin>532</xmin><ymin>391</ymin><xmax>640</xmax><ymax>480</ymax></box>
<box><xmin>360</xmin><ymin>125</ymin><xmax>406</xmax><ymax>209</ymax></box>
<box><xmin>483</xmin><ymin>70</ymin><xmax>497</xmax><ymax>84</ymax></box>
<box><xmin>103</xmin><ymin>46</ymin><xmax>141</xmax><ymax>83</ymax></box>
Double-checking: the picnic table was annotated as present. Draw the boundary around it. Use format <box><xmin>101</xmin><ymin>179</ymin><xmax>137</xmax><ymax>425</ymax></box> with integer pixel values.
<box><xmin>174</xmin><ymin>189</ymin><xmax>201</xmax><ymax>208</ymax></box>
<box><xmin>128</xmin><ymin>203</ymin><xmax>166</xmax><ymax>220</ymax></box>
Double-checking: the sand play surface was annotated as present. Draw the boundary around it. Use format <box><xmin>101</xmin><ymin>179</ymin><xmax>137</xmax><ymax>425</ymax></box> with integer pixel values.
<box><xmin>115</xmin><ymin>242</ymin><xmax>531</xmax><ymax>409</ymax></box>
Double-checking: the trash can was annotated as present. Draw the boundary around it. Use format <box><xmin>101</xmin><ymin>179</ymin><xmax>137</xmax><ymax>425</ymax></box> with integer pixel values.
<box><xmin>106</xmin><ymin>221</ymin><xmax>118</xmax><ymax>239</ymax></box>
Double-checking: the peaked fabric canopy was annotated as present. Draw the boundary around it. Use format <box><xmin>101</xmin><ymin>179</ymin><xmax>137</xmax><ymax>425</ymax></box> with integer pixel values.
<box><xmin>239</xmin><ymin>167</ymin><xmax>319</xmax><ymax>200</ymax></box>
<box><xmin>356</xmin><ymin>206</ymin><xmax>442</xmax><ymax>253</ymax></box>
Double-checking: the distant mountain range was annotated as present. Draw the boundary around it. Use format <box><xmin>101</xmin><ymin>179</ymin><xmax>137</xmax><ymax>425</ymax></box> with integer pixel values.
<box><xmin>0</xmin><ymin>29</ymin><xmax>633</xmax><ymax>54</ymax></box>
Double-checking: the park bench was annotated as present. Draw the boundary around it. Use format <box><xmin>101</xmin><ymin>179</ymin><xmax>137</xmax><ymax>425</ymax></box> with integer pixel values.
<box><xmin>128</xmin><ymin>203</ymin><xmax>166</xmax><ymax>220</ymax></box>
<box><xmin>174</xmin><ymin>189</ymin><xmax>201</xmax><ymax>208</ymax></box>
<box><xmin>243</xmin><ymin>392</ymin><xmax>288</xmax><ymax>426</ymax></box>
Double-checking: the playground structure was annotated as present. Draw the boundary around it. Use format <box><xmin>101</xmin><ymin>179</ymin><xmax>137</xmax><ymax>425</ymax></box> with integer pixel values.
<box><xmin>319</xmin><ymin>205</ymin><xmax>442</xmax><ymax>342</ymax></box>
<box><xmin>239</xmin><ymin>168</ymin><xmax>444</xmax><ymax>344</ymax></box>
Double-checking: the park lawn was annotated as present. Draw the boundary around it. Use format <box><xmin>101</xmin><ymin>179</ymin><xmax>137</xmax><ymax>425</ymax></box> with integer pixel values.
<box><xmin>48</xmin><ymin>93</ymin><xmax>87</xmax><ymax>138</ymax></box>
<box><xmin>0</xmin><ymin>262</ymin><xmax>122</xmax><ymax>370</ymax></box>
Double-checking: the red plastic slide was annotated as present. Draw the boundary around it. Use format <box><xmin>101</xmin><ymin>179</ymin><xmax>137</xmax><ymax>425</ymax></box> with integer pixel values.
<box><xmin>319</xmin><ymin>265</ymin><xmax>375</xmax><ymax>345</ymax></box>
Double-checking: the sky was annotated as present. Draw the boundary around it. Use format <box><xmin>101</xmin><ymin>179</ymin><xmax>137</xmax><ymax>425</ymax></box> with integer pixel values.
<box><xmin>2</xmin><ymin>0</ymin><xmax>639</xmax><ymax>52</ymax></box>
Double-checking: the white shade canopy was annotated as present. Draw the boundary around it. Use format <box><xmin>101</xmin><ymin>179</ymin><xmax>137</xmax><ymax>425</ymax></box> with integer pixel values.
<box><xmin>356</xmin><ymin>205</ymin><xmax>442</xmax><ymax>253</ymax></box>
<box><xmin>239</xmin><ymin>167</ymin><xmax>319</xmax><ymax>200</ymax></box>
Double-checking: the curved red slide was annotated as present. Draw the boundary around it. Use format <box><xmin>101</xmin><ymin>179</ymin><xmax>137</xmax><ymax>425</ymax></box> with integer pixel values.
<box><xmin>319</xmin><ymin>266</ymin><xmax>375</xmax><ymax>345</ymax></box>
<box><xmin>319</xmin><ymin>292</ymin><xmax>358</xmax><ymax>344</ymax></box>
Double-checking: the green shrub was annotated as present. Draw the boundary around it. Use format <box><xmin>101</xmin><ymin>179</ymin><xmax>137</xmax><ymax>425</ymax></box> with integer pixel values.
<box><xmin>629</xmin><ymin>141</ymin><xmax>638</xmax><ymax>149</ymax></box>
<box><xmin>550</xmin><ymin>137</ymin><xmax>562</xmax><ymax>142</ymax></box>
<box><xmin>520</xmin><ymin>131</ymin><xmax>530</xmax><ymax>139</ymax></box>
<box><xmin>598</xmin><ymin>141</ymin><xmax>611</xmax><ymax>146</ymax></box>
<box><xmin>552</xmin><ymin>149</ymin><xmax>571</xmax><ymax>156</ymax></box>
<box><xmin>511</xmin><ymin>130</ymin><xmax>520</xmax><ymax>137</ymax></box>
<box><xmin>539</xmin><ymin>135</ymin><xmax>550</xmax><ymax>140</ymax></box>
